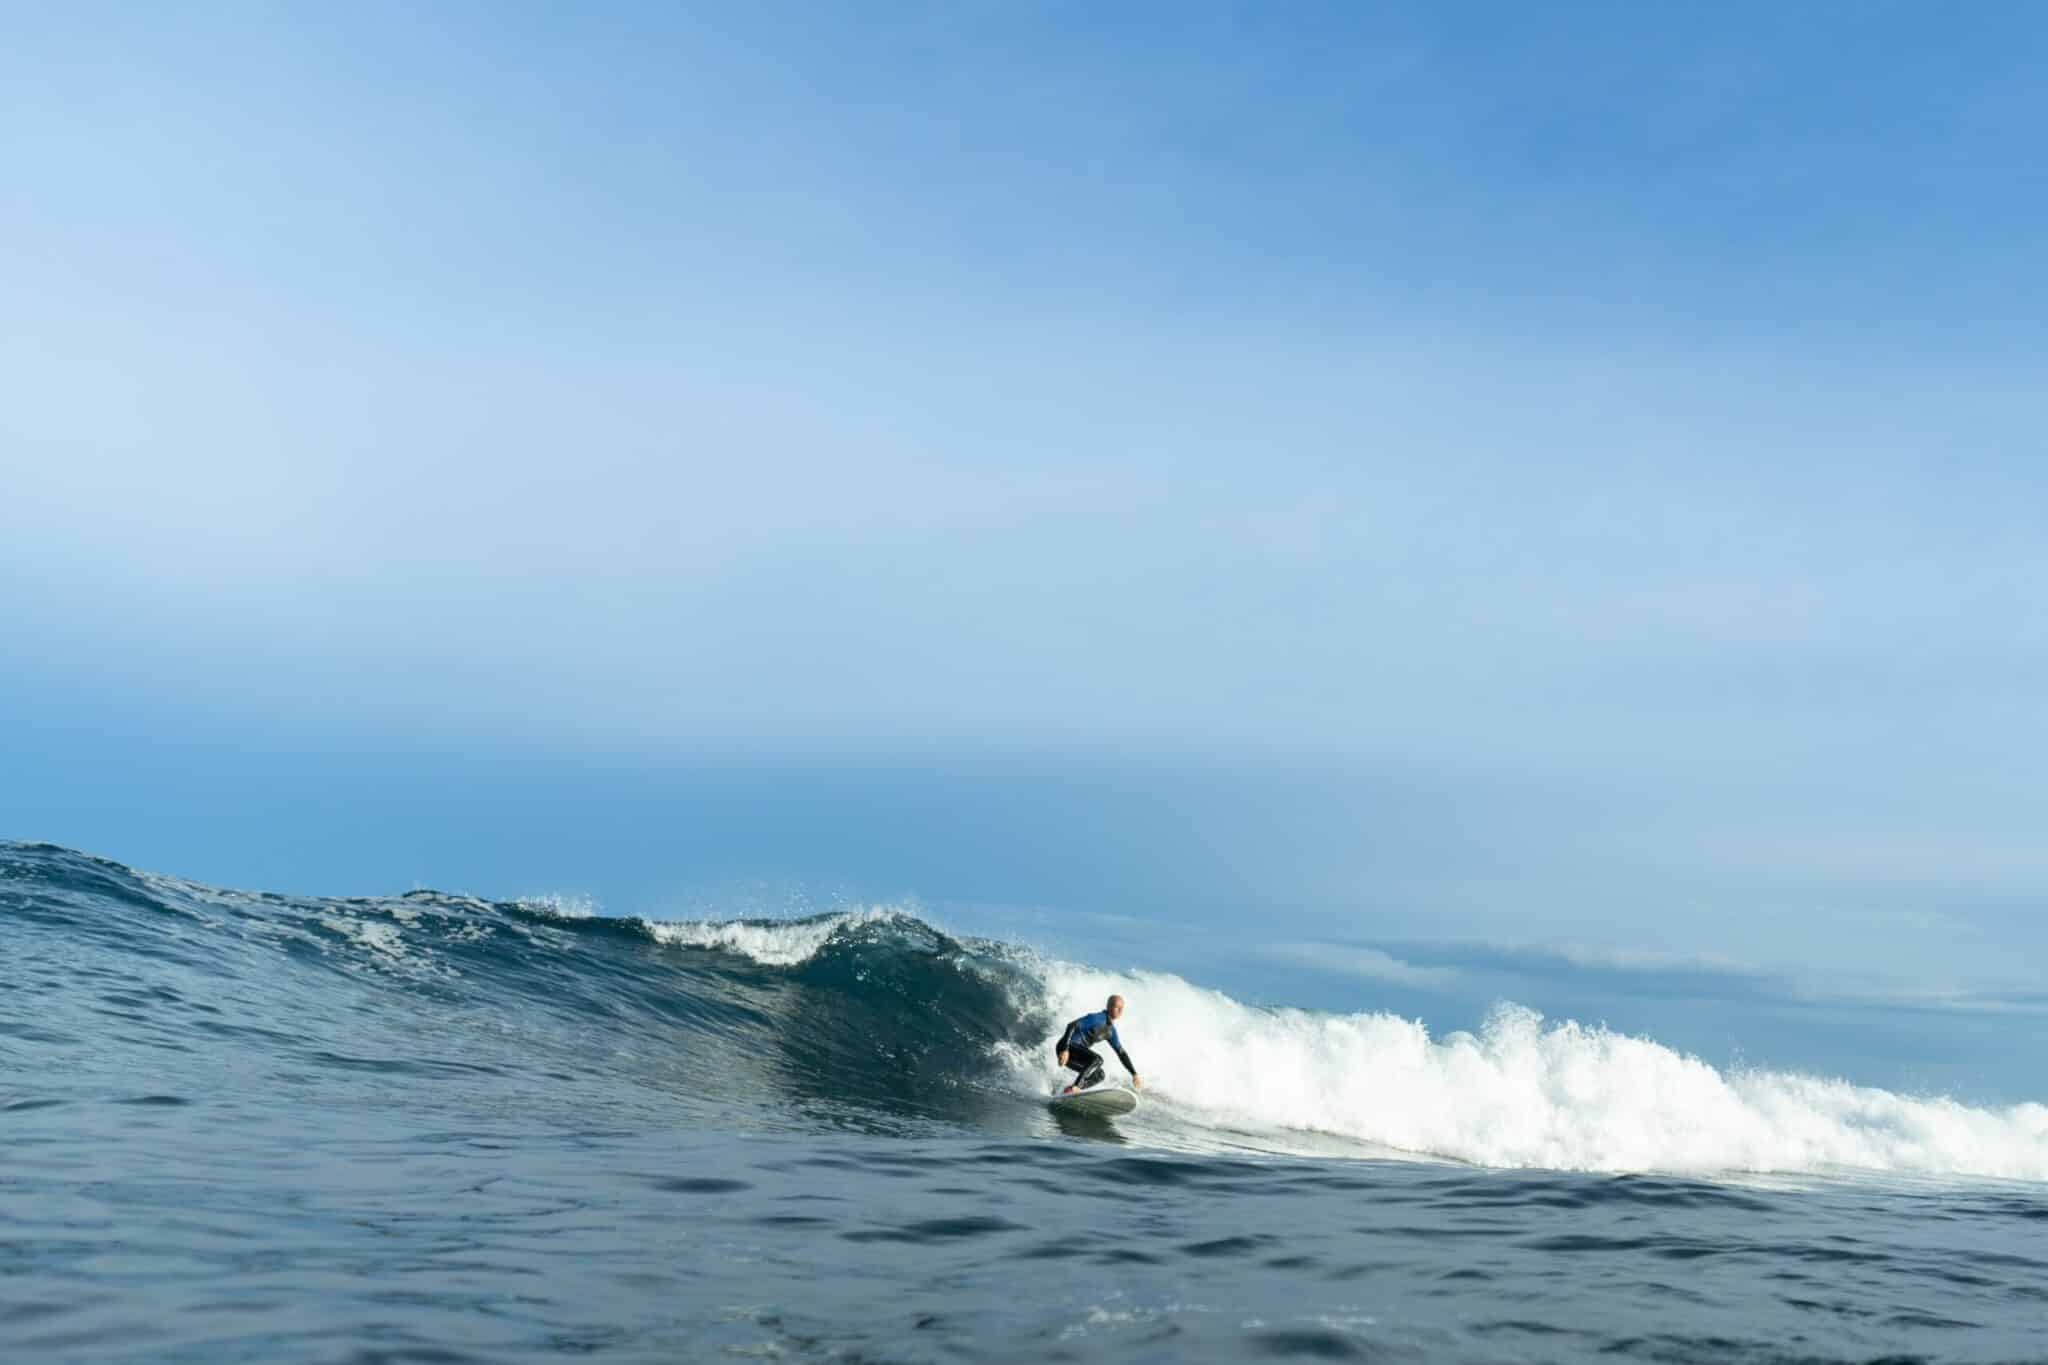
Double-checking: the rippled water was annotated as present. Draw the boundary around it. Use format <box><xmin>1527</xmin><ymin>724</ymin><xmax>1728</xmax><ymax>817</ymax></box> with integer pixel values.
<box><xmin>6</xmin><ymin>841</ymin><xmax>2046</xmax><ymax>1362</ymax></box>
<box><xmin>13</xmin><ymin>1112</ymin><xmax>2047</xmax><ymax>1362</ymax></box>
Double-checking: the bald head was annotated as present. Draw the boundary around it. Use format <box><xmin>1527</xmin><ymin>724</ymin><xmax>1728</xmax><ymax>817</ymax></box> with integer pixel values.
<box><xmin>1106</xmin><ymin>994</ymin><xmax>1124</xmax><ymax>1019</ymax></box>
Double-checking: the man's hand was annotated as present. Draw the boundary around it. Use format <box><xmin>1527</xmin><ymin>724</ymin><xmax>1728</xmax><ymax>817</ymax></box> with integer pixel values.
<box><xmin>1131</xmin><ymin>1075</ymin><xmax>1143</xmax><ymax>1090</ymax></box>
<box><xmin>1056</xmin><ymin>1050</ymin><xmax>1068</xmax><ymax>1068</ymax></box>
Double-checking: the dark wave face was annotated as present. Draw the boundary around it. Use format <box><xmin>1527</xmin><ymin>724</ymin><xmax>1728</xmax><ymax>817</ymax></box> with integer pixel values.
<box><xmin>8</xmin><ymin>840</ymin><xmax>2048</xmax><ymax>1363</ymax></box>
<box><xmin>1</xmin><ymin>842</ymin><xmax>1060</xmax><ymax>1140</ymax></box>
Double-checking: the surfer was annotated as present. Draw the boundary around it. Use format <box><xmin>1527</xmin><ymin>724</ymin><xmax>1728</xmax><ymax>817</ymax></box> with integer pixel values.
<box><xmin>1056</xmin><ymin>994</ymin><xmax>1142</xmax><ymax>1094</ymax></box>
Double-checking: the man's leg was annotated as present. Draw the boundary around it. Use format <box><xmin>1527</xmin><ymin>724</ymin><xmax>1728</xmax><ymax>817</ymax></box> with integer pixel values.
<box><xmin>1064</xmin><ymin>1044</ymin><xmax>1101</xmax><ymax>1092</ymax></box>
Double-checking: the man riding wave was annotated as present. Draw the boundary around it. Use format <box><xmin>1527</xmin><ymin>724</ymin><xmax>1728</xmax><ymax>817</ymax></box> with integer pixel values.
<box><xmin>1056</xmin><ymin>993</ymin><xmax>1142</xmax><ymax>1095</ymax></box>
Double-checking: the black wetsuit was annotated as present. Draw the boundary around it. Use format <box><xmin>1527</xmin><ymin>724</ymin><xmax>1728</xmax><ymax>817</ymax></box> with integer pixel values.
<box><xmin>1057</xmin><ymin>1010</ymin><xmax>1136</xmax><ymax>1090</ymax></box>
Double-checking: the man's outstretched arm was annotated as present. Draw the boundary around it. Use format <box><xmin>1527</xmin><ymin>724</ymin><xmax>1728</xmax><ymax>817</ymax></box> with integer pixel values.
<box><xmin>1109</xmin><ymin>1026</ymin><xmax>1140</xmax><ymax>1086</ymax></box>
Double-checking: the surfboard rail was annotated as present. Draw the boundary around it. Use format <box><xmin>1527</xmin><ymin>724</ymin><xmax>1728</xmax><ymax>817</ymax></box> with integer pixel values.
<box><xmin>1049</xmin><ymin>1085</ymin><xmax>1138</xmax><ymax>1116</ymax></box>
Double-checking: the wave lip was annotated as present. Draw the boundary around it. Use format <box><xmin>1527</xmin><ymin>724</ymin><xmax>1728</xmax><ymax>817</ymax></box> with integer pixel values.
<box><xmin>647</xmin><ymin>906</ymin><xmax>915</xmax><ymax>966</ymax></box>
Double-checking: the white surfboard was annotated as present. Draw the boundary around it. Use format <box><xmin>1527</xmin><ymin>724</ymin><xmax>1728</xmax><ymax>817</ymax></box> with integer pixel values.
<box><xmin>1049</xmin><ymin>1085</ymin><xmax>1138</xmax><ymax>1116</ymax></box>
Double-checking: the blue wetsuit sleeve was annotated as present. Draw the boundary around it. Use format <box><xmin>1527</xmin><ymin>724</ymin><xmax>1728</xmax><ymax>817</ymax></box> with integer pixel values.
<box><xmin>1109</xmin><ymin>1024</ymin><xmax>1135</xmax><ymax>1073</ymax></box>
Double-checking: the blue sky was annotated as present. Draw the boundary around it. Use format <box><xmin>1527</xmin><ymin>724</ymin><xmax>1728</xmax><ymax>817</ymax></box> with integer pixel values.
<box><xmin>5</xmin><ymin>4</ymin><xmax>2045</xmax><ymax>1096</ymax></box>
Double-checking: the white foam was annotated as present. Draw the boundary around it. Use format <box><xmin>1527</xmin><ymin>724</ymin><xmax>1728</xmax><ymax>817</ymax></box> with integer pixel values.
<box><xmin>319</xmin><ymin>913</ymin><xmax>408</xmax><ymax>959</ymax></box>
<box><xmin>513</xmin><ymin>893</ymin><xmax>599</xmax><ymax>920</ymax></box>
<box><xmin>308</xmin><ymin>909</ymin><xmax>458</xmax><ymax>983</ymax></box>
<box><xmin>1019</xmin><ymin>962</ymin><xmax>2048</xmax><ymax>1181</ymax></box>
<box><xmin>647</xmin><ymin>908</ymin><xmax>907</xmax><ymax>967</ymax></box>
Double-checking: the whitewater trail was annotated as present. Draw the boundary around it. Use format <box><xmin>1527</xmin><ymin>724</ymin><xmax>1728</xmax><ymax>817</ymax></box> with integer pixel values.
<box><xmin>668</xmin><ymin>908</ymin><xmax>2048</xmax><ymax>1181</ymax></box>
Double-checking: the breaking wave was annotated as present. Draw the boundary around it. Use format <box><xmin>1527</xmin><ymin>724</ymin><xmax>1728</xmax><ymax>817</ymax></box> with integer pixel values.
<box><xmin>7</xmin><ymin>841</ymin><xmax>2046</xmax><ymax>1181</ymax></box>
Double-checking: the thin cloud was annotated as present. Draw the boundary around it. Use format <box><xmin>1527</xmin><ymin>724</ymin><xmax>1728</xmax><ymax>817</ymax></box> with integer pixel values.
<box><xmin>1318</xmin><ymin>936</ymin><xmax>2048</xmax><ymax>1020</ymax></box>
<box><xmin>1261</xmin><ymin>942</ymin><xmax>1460</xmax><ymax>989</ymax></box>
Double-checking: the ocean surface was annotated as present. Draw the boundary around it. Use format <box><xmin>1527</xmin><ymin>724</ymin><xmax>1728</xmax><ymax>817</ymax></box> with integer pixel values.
<box><xmin>5</xmin><ymin>840</ymin><xmax>2047</xmax><ymax>1363</ymax></box>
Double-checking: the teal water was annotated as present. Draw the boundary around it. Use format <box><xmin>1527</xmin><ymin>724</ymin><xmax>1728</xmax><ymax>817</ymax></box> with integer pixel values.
<box><xmin>5</xmin><ymin>841</ymin><xmax>2046</xmax><ymax>1362</ymax></box>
